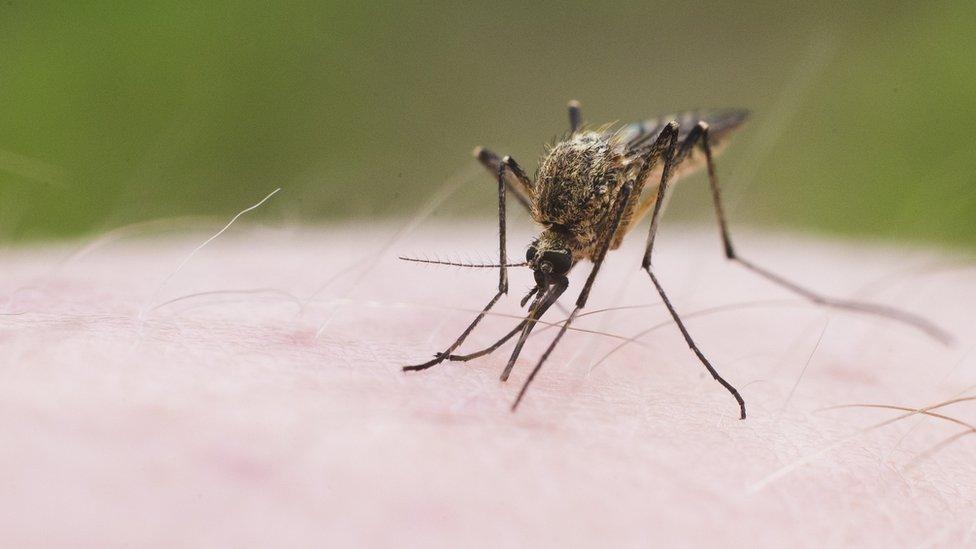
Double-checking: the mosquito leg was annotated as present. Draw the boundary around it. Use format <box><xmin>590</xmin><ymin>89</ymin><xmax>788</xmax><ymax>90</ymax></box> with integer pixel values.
<box><xmin>511</xmin><ymin>179</ymin><xmax>636</xmax><ymax>410</ymax></box>
<box><xmin>440</xmin><ymin>283</ymin><xmax>547</xmax><ymax>362</ymax></box>
<box><xmin>446</xmin><ymin>285</ymin><xmax>571</xmax><ymax>364</ymax></box>
<box><xmin>499</xmin><ymin>280</ymin><xmax>568</xmax><ymax>381</ymax></box>
<box><xmin>443</xmin><ymin>322</ymin><xmax>525</xmax><ymax>361</ymax></box>
<box><xmin>568</xmin><ymin>99</ymin><xmax>582</xmax><ymax>133</ymax></box>
<box><xmin>403</xmin><ymin>161</ymin><xmax>512</xmax><ymax>372</ymax></box>
<box><xmin>473</xmin><ymin>147</ymin><xmax>534</xmax><ymax>211</ymax></box>
<box><xmin>639</xmin><ymin>123</ymin><xmax>747</xmax><ymax>419</ymax></box>
<box><xmin>502</xmin><ymin>155</ymin><xmax>533</xmax><ymax>194</ymax></box>
<box><xmin>610</xmin><ymin>121</ymin><xmax>686</xmax><ymax>246</ymax></box>
<box><xmin>403</xmin><ymin>291</ymin><xmax>505</xmax><ymax>371</ymax></box>
<box><xmin>689</xmin><ymin>122</ymin><xmax>951</xmax><ymax>344</ymax></box>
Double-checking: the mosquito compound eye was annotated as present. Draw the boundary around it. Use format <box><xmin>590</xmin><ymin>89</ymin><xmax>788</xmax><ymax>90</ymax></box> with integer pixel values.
<box><xmin>526</xmin><ymin>246</ymin><xmax>537</xmax><ymax>263</ymax></box>
<box><xmin>541</xmin><ymin>250</ymin><xmax>572</xmax><ymax>275</ymax></box>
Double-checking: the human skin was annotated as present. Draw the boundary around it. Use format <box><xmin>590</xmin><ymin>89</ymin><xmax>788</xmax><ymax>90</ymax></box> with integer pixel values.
<box><xmin>0</xmin><ymin>221</ymin><xmax>974</xmax><ymax>548</ymax></box>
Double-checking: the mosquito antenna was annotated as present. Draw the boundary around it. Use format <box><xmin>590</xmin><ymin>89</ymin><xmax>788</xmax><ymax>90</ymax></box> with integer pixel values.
<box><xmin>398</xmin><ymin>256</ymin><xmax>528</xmax><ymax>269</ymax></box>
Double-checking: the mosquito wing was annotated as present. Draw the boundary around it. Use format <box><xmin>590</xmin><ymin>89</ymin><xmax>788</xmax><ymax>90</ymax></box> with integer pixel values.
<box><xmin>612</xmin><ymin>109</ymin><xmax>750</xmax><ymax>153</ymax></box>
<box><xmin>604</xmin><ymin>108</ymin><xmax>750</xmax><ymax>197</ymax></box>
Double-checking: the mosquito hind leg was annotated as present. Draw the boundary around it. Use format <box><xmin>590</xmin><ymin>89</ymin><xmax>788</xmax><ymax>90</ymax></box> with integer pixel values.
<box><xmin>687</xmin><ymin>122</ymin><xmax>951</xmax><ymax>344</ymax></box>
<box><xmin>403</xmin><ymin>161</ymin><xmax>513</xmax><ymax>372</ymax></box>
<box><xmin>640</xmin><ymin>123</ymin><xmax>747</xmax><ymax>419</ymax></box>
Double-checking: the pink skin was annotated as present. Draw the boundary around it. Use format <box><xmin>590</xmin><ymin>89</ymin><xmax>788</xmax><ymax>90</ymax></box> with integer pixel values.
<box><xmin>1</xmin><ymin>222</ymin><xmax>974</xmax><ymax>548</ymax></box>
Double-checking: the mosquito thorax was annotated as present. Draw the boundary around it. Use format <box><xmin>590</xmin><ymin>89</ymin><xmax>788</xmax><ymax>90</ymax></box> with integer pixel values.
<box><xmin>532</xmin><ymin>132</ymin><xmax>627</xmax><ymax>263</ymax></box>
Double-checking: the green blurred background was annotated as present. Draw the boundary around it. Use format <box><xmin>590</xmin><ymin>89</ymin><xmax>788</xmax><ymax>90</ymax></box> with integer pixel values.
<box><xmin>1</xmin><ymin>1</ymin><xmax>973</xmax><ymax>246</ymax></box>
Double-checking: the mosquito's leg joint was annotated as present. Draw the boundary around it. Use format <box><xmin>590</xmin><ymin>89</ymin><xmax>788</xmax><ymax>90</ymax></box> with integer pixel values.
<box><xmin>568</xmin><ymin>100</ymin><xmax>582</xmax><ymax>133</ymax></box>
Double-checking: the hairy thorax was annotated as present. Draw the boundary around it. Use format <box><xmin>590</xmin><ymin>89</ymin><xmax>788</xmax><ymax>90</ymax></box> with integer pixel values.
<box><xmin>531</xmin><ymin>132</ymin><xmax>632</xmax><ymax>261</ymax></box>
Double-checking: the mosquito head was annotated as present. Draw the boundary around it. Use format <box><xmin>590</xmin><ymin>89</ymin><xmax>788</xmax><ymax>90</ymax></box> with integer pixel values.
<box><xmin>526</xmin><ymin>237</ymin><xmax>573</xmax><ymax>287</ymax></box>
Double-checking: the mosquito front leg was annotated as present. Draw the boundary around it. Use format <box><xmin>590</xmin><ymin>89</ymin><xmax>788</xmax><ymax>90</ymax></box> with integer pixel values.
<box><xmin>442</xmin><ymin>322</ymin><xmax>525</xmax><ymax>362</ymax></box>
<box><xmin>403</xmin><ymin>161</ymin><xmax>513</xmax><ymax>372</ymax></box>
<box><xmin>686</xmin><ymin>122</ymin><xmax>951</xmax><ymax>344</ymax></box>
<box><xmin>641</xmin><ymin>123</ymin><xmax>747</xmax><ymax>420</ymax></box>
<box><xmin>497</xmin><ymin>278</ymin><xmax>568</xmax><ymax>381</ymax></box>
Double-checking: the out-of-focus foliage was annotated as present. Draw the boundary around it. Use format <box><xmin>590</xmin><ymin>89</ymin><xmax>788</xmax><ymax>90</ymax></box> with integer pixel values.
<box><xmin>1</xmin><ymin>2</ymin><xmax>973</xmax><ymax>246</ymax></box>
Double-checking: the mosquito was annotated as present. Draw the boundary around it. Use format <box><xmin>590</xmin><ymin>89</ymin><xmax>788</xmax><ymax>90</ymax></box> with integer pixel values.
<box><xmin>402</xmin><ymin>100</ymin><xmax>950</xmax><ymax>419</ymax></box>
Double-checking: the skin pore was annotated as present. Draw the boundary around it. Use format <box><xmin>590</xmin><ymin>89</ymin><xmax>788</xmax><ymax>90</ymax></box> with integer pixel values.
<box><xmin>0</xmin><ymin>221</ymin><xmax>974</xmax><ymax>547</ymax></box>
